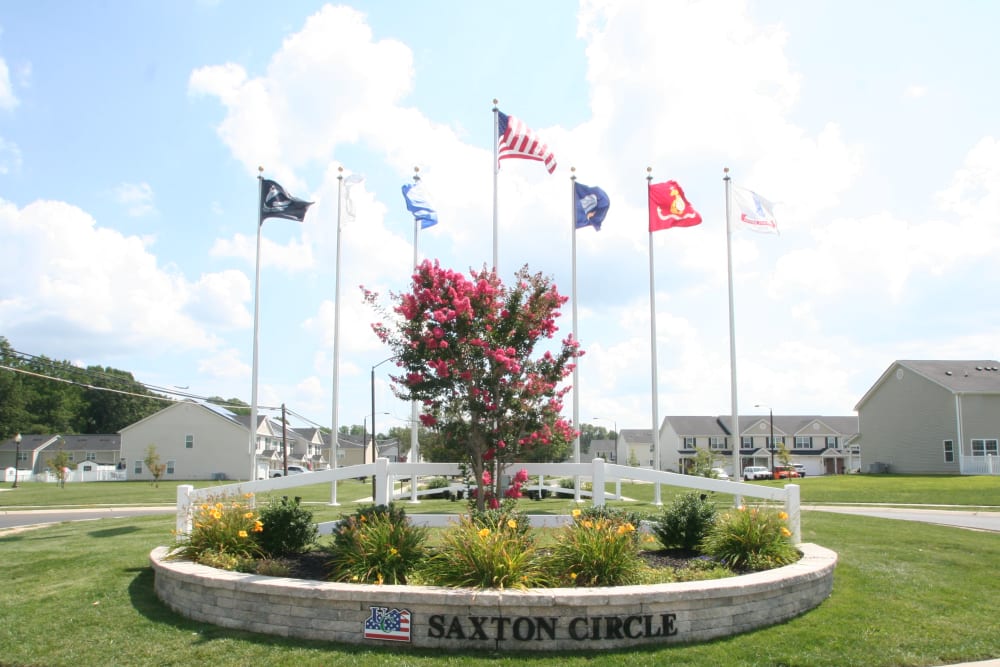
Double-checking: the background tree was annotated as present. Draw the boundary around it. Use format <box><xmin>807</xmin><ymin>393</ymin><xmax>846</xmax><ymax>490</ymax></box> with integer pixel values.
<box><xmin>80</xmin><ymin>366</ymin><xmax>162</xmax><ymax>433</ymax></box>
<box><xmin>366</xmin><ymin>261</ymin><xmax>582</xmax><ymax>510</ymax></box>
<box><xmin>144</xmin><ymin>444</ymin><xmax>167</xmax><ymax>487</ymax></box>
<box><xmin>45</xmin><ymin>446</ymin><xmax>75</xmax><ymax>488</ymax></box>
<box><xmin>689</xmin><ymin>446</ymin><xmax>717</xmax><ymax>477</ymax></box>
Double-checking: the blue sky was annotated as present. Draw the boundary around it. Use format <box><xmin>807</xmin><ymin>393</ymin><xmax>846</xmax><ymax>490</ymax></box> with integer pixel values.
<box><xmin>2</xmin><ymin>1</ymin><xmax>998</xmax><ymax>437</ymax></box>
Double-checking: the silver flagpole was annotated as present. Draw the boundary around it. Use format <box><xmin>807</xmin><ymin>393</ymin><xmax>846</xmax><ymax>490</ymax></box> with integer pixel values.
<box><xmin>249</xmin><ymin>167</ymin><xmax>264</xmax><ymax>481</ymax></box>
<box><xmin>570</xmin><ymin>167</ymin><xmax>581</xmax><ymax>504</ymax></box>
<box><xmin>724</xmin><ymin>167</ymin><xmax>741</xmax><ymax>490</ymax></box>
<box><xmin>410</xmin><ymin>167</ymin><xmax>421</xmax><ymax>503</ymax></box>
<box><xmin>646</xmin><ymin>168</ymin><xmax>662</xmax><ymax>505</ymax></box>
<box><xmin>330</xmin><ymin>167</ymin><xmax>344</xmax><ymax>505</ymax></box>
<box><xmin>492</xmin><ymin>99</ymin><xmax>499</xmax><ymax>273</ymax></box>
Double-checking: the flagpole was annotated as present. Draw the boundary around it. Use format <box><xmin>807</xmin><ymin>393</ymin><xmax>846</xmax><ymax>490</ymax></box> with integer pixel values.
<box><xmin>492</xmin><ymin>99</ymin><xmax>499</xmax><ymax>273</ymax></box>
<box><xmin>724</xmin><ymin>167</ymin><xmax>741</xmax><ymax>488</ymax></box>
<box><xmin>329</xmin><ymin>167</ymin><xmax>345</xmax><ymax>504</ymax></box>
<box><xmin>249</xmin><ymin>167</ymin><xmax>264</xmax><ymax>481</ymax></box>
<box><xmin>570</xmin><ymin>168</ymin><xmax>582</xmax><ymax>503</ymax></box>
<box><xmin>646</xmin><ymin>168</ymin><xmax>662</xmax><ymax>506</ymax></box>
<box><xmin>410</xmin><ymin>166</ymin><xmax>421</xmax><ymax>503</ymax></box>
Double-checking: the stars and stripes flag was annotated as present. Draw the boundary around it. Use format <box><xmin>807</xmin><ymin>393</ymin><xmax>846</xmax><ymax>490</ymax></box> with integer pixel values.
<box><xmin>648</xmin><ymin>180</ymin><xmax>702</xmax><ymax>231</ymax></box>
<box><xmin>363</xmin><ymin>606</ymin><xmax>412</xmax><ymax>642</ymax></box>
<box><xmin>497</xmin><ymin>110</ymin><xmax>557</xmax><ymax>174</ymax></box>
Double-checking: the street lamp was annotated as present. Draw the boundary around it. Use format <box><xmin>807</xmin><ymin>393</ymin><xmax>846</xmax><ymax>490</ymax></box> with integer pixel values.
<box><xmin>12</xmin><ymin>432</ymin><xmax>21</xmax><ymax>488</ymax></box>
<box><xmin>755</xmin><ymin>404</ymin><xmax>775</xmax><ymax>474</ymax></box>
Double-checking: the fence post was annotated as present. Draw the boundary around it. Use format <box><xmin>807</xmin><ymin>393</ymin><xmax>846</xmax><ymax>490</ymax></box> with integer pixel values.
<box><xmin>784</xmin><ymin>483</ymin><xmax>801</xmax><ymax>544</ymax></box>
<box><xmin>374</xmin><ymin>458</ymin><xmax>390</xmax><ymax>506</ymax></box>
<box><xmin>176</xmin><ymin>484</ymin><xmax>194</xmax><ymax>536</ymax></box>
<box><xmin>591</xmin><ymin>458</ymin><xmax>606</xmax><ymax>507</ymax></box>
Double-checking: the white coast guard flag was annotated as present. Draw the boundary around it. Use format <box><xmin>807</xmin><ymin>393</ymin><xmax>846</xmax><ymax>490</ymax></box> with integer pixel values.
<box><xmin>733</xmin><ymin>187</ymin><xmax>778</xmax><ymax>234</ymax></box>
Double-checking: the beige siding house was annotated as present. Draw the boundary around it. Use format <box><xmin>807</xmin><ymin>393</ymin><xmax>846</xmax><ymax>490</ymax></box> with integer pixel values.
<box><xmin>855</xmin><ymin>360</ymin><xmax>1000</xmax><ymax>474</ymax></box>
<box><xmin>120</xmin><ymin>401</ymin><xmax>254</xmax><ymax>481</ymax></box>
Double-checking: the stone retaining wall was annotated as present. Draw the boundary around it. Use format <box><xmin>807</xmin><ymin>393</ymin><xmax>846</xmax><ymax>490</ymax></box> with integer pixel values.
<box><xmin>150</xmin><ymin>543</ymin><xmax>836</xmax><ymax>651</ymax></box>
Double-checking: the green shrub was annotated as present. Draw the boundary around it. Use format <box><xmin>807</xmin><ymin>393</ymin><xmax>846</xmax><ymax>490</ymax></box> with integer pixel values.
<box><xmin>544</xmin><ymin>508</ymin><xmax>647</xmax><ymax>587</ymax></box>
<box><xmin>253</xmin><ymin>496</ymin><xmax>318</xmax><ymax>557</ymax></box>
<box><xmin>326</xmin><ymin>504</ymin><xmax>427</xmax><ymax>585</ymax></box>
<box><xmin>253</xmin><ymin>558</ymin><xmax>292</xmax><ymax>577</ymax></box>
<box><xmin>700</xmin><ymin>505</ymin><xmax>799</xmax><ymax>571</ymax></box>
<box><xmin>651</xmin><ymin>491</ymin><xmax>717</xmax><ymax>552</ymax></box>
<box><xmin>468</xmin><ymin>499</ymin><xmax>531</xmax><ymax>540</ymax></box>
<box><xmin>416</xmin><ymin>513</ymin><xmax>546</xmax><ymax>589</ymax></box>
<box><xmin>169</xmin><ymin>493</ymin><xmax>263</xmax><ymax>563</ymax></box>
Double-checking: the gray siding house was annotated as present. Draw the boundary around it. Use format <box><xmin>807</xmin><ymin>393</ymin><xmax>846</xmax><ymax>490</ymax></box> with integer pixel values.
<box><xmin>855</xmin><ymin>360</ymin><xmax>1000</xmax><ymax>474</ymax></box>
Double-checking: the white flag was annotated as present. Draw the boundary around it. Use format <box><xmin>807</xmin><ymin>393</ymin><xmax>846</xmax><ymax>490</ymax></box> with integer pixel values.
<box><xmin>733</xmin><ymin>186</ymin><xmax>778</xmax><ymax>234</ymax></box>
<box><xmin>344</xmin><ymin>174</ymin><xmax>365</xmax><ymax>222</ymax></box>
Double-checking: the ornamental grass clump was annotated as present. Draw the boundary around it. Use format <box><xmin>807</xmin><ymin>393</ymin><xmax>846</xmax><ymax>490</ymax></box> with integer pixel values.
<box><xmin>326</xmin><ymin>504</ymin><xmax>427</xmax><ymax>585</ymax></box>
<box><xmin>700</xmin><ymin>505</ymin><xmax>800</xmax><ymax>571</ymax></box>
<box><xmin>545</xmin><ymin>507</ymin><xmax>647</xmax><ymax>587</ymax></box>
<box><xmin>417</xmin><ymin>511</ymin><xmax>546</xmax><ymax>590</ymax></box>
<box><xmin>651</xmin><ymin>491</ymin><xmax>718</xmax><ymax>552</ymax></box>
<box><xmin>170</xmin><ymin>493</ymin><xmax>263</xmax><ymax>567</ymax></box>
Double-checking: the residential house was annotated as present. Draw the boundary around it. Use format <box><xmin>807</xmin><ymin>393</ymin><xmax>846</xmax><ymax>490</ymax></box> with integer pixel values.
<box><xmin>1</xmin><ymin>433</ymin><xmax>122</xmax><ymax>482</ymax></box>
<box><xmin>618</xmin><ymin>429</ymin><xmax>655</xmax><ymax>468</ymax></box>
<box><xmin>855</xmin><ymin>360</ymin><xmax>1000</xmax><ymax>475</ymax></box>
<box><xmin>121</xmin><ymin>400</ymin><xmax>297</xmax><ymax>481</ymax></box>
<box><xmin>660</xmin><ymin>415</ymin><xmax>859</xmax><ymax>477</ymax></box>
<box><xmin>587</xmin><ymin>438</ymin><xmax>618</xmax><ymax>463</ymax></box>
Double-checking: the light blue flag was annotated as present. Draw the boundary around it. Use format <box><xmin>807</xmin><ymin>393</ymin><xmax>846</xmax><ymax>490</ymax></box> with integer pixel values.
<box><xmin>401</xmin><ymin>182</ymin><xmax>438</xmax><ymax>229</ymax></box>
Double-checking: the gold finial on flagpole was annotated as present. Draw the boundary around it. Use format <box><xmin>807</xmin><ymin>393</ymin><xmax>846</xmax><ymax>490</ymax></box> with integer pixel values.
<box><xmin>413</xmin><ymin>166</ymin><xmax>420</xmax><ymax>182</ymax></box>
<box><xmin>570</xmin><ymin>166</ymin><xmax>576</xmax><ymax>182</ymax></box>
<box><xmin>646</xmin><ymin>166</ymin><xmax>653</xmax><ymax>182</ymax></box>
<box><xmin>723</xmin><ymin>166</ymin><xmax>730</xmax><ymax>182</ymax></box>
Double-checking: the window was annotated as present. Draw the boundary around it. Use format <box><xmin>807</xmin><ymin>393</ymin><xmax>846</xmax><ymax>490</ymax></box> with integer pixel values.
<box><xmin>741</xmin><ymin>436</ymin><xmax>753</xmax><ymax>448</ymax></box>
<box><xmin>943</xmin><ymin>440</ymin><xmax>955</xmax><ymax>463</ymax></box>
<box><xmin>16</xmin><ymin>451</ymin><xmax>28</xmax><ymax>463</ymax></box>
<box><xmin>795</xmin><ymin>436</ymin><xmax>812</xmax><ymax>449</ymax></box>
<box><xmin>709</xmin><ymin>436</ymin><xmax>726</xmax><ymax>450</ymax></box>
<box><xmin>134</xmin><ymin>460</ymin><xmax>142</xmax><ymax>474</ymax></box>
<box><xmin>86</xmin><ymin>452</ymin><xmax>97</xmax><ymax>461</ymax></box>
<box><xmin>82</xmin><ymin>464</ymin><xmax>92</xmax><ymax>472</ymax></box>
<box><xmin>825</xmin><ymin>436</ymin><xmax>839</xmax><ymax>448</ymax></box>
<box><xmin>166</xmin><ymin>460</ymin><xmax>175</xmax><ymax>475</ymax></box>
<box><xmin>185</xmin><ymin>435</ymin><xmax>194</xmax><ymax>449</ymax></box>
<box><xmin>68</xmin><ymin>452</ymin><xmax>75</xmax><ymax>461</ymax></box>
<box><xmin>766</xmin><ymin>436</ymin><xmax>786</xmax><ymax>448</ymax></box>
<box><xmin>649</xmin><ymin>443</ymin><xmax>655</xmax><ymax>452</ymax></box>
<box><xmin>971</xmin><ymin>439</ymin><xmax>999</xmax><ymax>457</ymax></box>
<box><xmin>683</xmin><ymin>437</ymin><xmax>696</xmax><ymax>448</ymax></box>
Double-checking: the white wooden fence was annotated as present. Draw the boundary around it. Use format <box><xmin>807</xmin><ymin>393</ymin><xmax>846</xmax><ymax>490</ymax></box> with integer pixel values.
<box><xmin>176</xmin><ymin>458</ymin><xmax>802</xmax><ymax>543</ymax></box>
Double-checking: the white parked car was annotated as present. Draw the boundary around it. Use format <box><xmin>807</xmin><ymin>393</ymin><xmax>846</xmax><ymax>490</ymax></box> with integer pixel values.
<box><xmin>710</xmin><ymin>468</ymin><xmax>730</xmax><ymax>480</ymax></box>
<box><xmin>792</xmin><ymin>463</ymin><xmax>807</xmax><ymax>477</ymax></box>
<box><xmin>742</xmin><ymin>466</ymin><xmax>772</xmax><ymax>481</ymax></box>
<box><xmin>271</xmin><ymin>465</ymin><xmax>308</xmax><ymax>477</ymax></box>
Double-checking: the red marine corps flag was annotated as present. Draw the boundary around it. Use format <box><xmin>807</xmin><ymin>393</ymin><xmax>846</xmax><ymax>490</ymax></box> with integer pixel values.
<box><xmin>648</xmin><ymin>180</ymin><xmax>702</xmax><ymax>231</ymax></box>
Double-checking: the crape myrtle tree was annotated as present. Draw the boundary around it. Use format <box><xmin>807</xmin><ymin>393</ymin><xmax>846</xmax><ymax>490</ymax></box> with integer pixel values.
<box><xmin>364</xmin><ymin>260</ymin><xmax>582</xmax><ymax>511</ymax></box>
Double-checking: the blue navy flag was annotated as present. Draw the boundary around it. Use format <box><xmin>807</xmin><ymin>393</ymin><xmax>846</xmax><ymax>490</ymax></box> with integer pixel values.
<box><xmin>574</xmin><ymin>181</ymin><xmax>610</xmax><ymax>231</ymax></box>
<box><xmin>401</xmin><ymin>182</ymin><xmax>438</xmax><ymax>229</ymax></box>
<box><xmin>260</xmin><ymin>179</ymin><xmax>313</xmax><ymax>223</ymax></box>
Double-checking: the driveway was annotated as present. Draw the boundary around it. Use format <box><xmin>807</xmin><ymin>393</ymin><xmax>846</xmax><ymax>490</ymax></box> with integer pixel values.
<box><xmin>803</xmin><ymin>505</ymin><xmax>1000</xmax><ymax>532</ymax></box>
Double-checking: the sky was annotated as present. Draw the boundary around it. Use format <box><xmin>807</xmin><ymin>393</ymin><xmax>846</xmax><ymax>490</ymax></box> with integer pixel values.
<box><xmin>1</xmin><ymin>1</ymin><xmax>999</xmax><ymax>438</ymax></box>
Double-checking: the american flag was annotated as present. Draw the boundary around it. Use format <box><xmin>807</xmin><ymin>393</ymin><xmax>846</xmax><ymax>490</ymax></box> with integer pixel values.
<box><xmin>497</xmin><ymin>110</ymin><xmax>557</xmax><ymax>174</ymax></box>
<box><xmin>363</xmin><ymin>606</ymin><xmax>412</xmax><ymax>642</ymax></box>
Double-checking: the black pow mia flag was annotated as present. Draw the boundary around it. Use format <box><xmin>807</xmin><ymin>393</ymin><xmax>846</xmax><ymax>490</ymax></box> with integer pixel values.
<box><xmin>260</xmin><ymin>179</ymin><xmax>313</xmax><ymax>223</ymax></box>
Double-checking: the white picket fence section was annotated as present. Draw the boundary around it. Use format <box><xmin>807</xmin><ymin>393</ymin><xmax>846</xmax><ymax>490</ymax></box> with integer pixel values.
<box><xmin>175</xmin><ymin>458</ymin><xmax>801</xmax><ymax>542</ymax></box>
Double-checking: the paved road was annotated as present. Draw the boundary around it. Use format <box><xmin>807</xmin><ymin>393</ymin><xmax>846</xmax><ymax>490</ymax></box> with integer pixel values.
<box><xmin>803</xmin><ymin>505</ymin><xmax>1000</xmax><ymax>532</ymax></box>
<box><xmin>0</xmin><ymin>506</ymin><xmax>175</xmax><ymax>531</ymax></box>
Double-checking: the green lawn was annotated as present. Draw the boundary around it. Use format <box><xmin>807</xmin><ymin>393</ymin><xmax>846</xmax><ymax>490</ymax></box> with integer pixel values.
<box><xmin>1</xmin><ymin>474</ymin><xmax>998</xmax><ymax>665</ymax></box>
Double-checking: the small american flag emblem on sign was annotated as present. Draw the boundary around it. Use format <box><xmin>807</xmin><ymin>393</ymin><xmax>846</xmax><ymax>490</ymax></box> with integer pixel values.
<box><xmin>363</xmin><ymin>606</ymin><xmax>412</xmax><ymax>642</ymax></box>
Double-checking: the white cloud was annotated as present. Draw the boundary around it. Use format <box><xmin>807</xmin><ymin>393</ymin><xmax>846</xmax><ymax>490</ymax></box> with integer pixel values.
<box><xmin>904</xmin><ymin>84</ymin><xmax>928</xmax><ymax>98</ymax></box>
<box><xmin>0</xmin><ymin>197</ymin><xmax>244</xmax><ymax>357</ymax></box>
<box><xmin>0</xmin><ymin>136</ymin><xmax>21</xmax><ymax>174</ymax></box>
<box><xmin>113</xmin><ymin>181</ymin><xmax>157</xmax><ymax>217</ymax></box>
<box><xmin>0</xmin><ymin>57</ymin><xmax>18</xmax><ymax>110</ymax></box>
